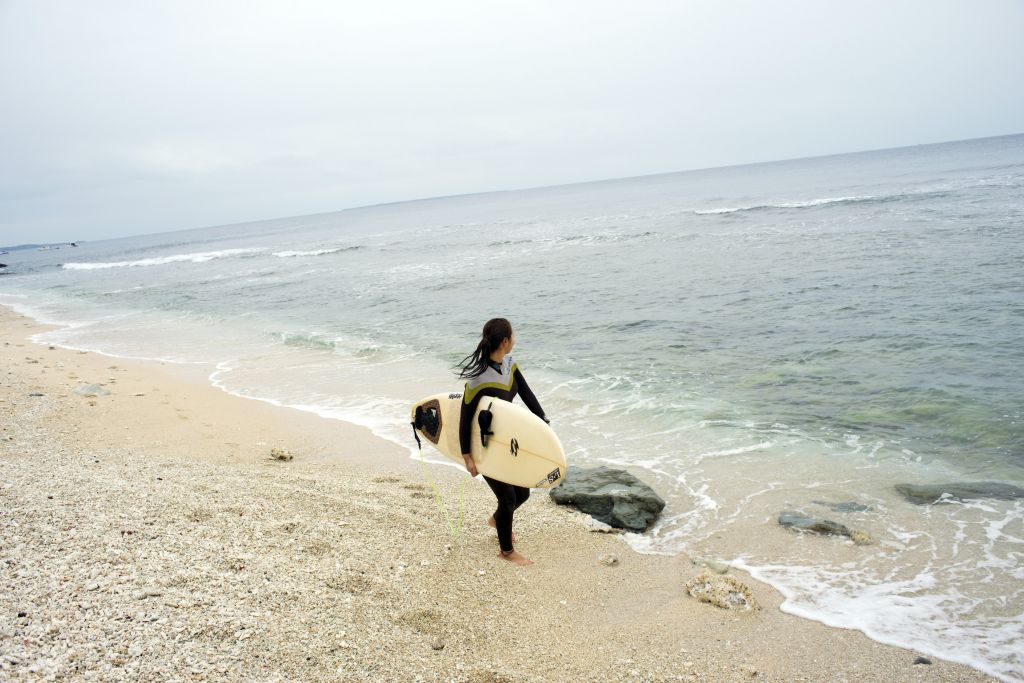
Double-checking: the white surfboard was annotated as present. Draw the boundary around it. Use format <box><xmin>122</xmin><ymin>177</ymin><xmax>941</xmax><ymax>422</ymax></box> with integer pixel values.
<box><xmin>411</xmin><ymin>392</ymin><xmax>567</xmax><ymax>488</ymax></box>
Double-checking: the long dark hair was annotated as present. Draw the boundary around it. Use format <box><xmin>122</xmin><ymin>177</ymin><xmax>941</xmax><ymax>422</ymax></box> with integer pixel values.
<box><xmin>455</xmin><ymin>318</ymin><xmax>513</xmax><ymax>379</ymax></box>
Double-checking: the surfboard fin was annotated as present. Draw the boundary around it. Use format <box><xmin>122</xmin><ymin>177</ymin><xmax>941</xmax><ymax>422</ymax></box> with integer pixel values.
<box><xmin>479</xmin><ymin>401</ymin><xmax>495</xmax><ymax>448</ymax></box>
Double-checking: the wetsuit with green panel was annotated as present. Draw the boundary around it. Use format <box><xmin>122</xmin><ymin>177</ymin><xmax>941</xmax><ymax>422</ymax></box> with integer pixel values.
<box><xmin>460</xmin><ymin>355</ymin><xmax>546</xmax><ymax>552</ymax></box>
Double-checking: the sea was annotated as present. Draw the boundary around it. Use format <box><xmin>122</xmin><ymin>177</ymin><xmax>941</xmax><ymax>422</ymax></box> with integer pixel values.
<box><xmin>2</xmin><ymin>134</ymin><xmax>1022</xmax><ymax>680</ymax></box>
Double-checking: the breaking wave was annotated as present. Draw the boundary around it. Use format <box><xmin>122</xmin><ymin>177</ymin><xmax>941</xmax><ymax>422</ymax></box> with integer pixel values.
<box><xmin>62</xmin><ymin>248</ymin><xmax>266</xmax><ymax>270</ymax></box>
<box><xmin>272</xmin><ymin>246</ymin><xmax>362</xmax><ymax>258</ymax></box>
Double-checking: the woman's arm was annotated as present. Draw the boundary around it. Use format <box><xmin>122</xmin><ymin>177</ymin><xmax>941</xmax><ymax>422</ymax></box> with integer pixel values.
<box><xmin>513</xmin><ymin>367</ymin><xmax>546</xmax><ymax>421</ymax></box>
<box><xmin>459</xmin><ymin>386</ymin><xmax>480</xmax><ymax>475</ymax></box>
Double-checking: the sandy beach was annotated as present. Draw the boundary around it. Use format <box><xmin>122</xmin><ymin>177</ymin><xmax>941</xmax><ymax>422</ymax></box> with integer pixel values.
<box><xmin>0</xmin><ymin>306</ymin><xmax>996</xmax><ymax>682</ymax></box>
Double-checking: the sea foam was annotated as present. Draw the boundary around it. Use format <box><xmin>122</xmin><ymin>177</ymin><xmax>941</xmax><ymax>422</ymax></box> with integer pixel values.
<box><xmin>62</xmin><ymin>248</ymin><xmax>265</xmax><ymax>270</ymax></box>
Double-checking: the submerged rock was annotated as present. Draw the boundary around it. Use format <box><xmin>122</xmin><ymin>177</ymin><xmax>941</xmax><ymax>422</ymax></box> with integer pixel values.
<box><xmin>778</xmin><ymin>511</ymin><xmax>851</xmax><ymax>537</ymax></box>
<box><xmin>812</xmin><ymin>500</ymin><xmax>873</xmax><ymax>513</ymax></box>
<box><xmin>779</xmin><ymin>511</ymin><xmax>872</xmax><ymax>545</ymax></box>
<box><xmin>895</xmin><ymin>482</ymin><xmax>1024</xmax><ymax>505</ymax></box>
<box><xmin>685</xmin><ymin>571</ymin><xmax>759</xmax><ymax>611</ymax></box>
<box><xmin>549</xmin><ymin>466</ymin><xmax>665</xmax><ymax>532</ymax></box>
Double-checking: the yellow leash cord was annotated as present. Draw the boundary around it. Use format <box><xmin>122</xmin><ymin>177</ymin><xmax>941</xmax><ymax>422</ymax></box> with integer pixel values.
<box><xmin>412</xmin><ymin>422</ymin><xmax>466</xmax><ymax>537</ymax></box>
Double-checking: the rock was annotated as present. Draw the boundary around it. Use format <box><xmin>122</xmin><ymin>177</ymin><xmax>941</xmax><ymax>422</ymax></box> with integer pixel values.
<box><xmin>812</xmin><ymin>500</ymin><xmax>873</xmax><ymax>513</ymax></box>
<box><xmin>431</xmin><ymin>639</ymin><xmax>445</xmax><ymax>651</ymax></box>
<box><xmin>739</xmin><ymin>664</ymin><xmax>759</xmax><ymax>677</ymax></box>
<box><xmin>598</xmin><ymin>553</ymin><xmax>619</xmax><ymax>566</ymax></box>
<box><xmin>913</xmin><ymin>657</ymin><xmax>932</xmax><ymax>665</ymax></box>
<box><xmin>895</xmin><ymin>482</ymin><xmax>1024</xmax><ymax>505</ymax></box>
<box><xmin>29</xmin><ymin>393</ymin><xmax>44</xmax><ymax>397</ymax></box>
<box><xmin>270</xmin><ymin>447</ymin><xmax>293</xmax><ymax>461</ymax></box>
<box><xmin>685</xmin><ymin>571</ymin><xmax>760</xmax><ymax>611</ymax></box>
<box><xmin>691</xmin><ymin>556</ymin><xmax>730</xmax><ymax>574</ymax></box>
<box><xmin>549</xmin><ymin>466</ymin><xmax>665</xmax><ymax>531</ymax></box>
<box><xmin>778</xmin><ymin>511</ymin><xmax>851</xmax><ymax>538</ymax></box>
<box><xmin>850</xmin><ymin>530</ymin><xmax>872</xmax><ymax>546</ymax></box>
<box><xmin>73</xmin><ymin>384</ymin><xmax>110</xmax><ymax>398</ymax></box>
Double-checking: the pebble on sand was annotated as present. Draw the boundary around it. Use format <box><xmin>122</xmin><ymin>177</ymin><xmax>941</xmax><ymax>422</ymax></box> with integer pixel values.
<box><xmin>270</xmin><ymin>447</ymin><xmax>293</xmax><ymax>461</ymax></box>
<box><xmin>685</xmin><ymin>572</ymin><xmax>760</xmax><ymax>611</ymax></box>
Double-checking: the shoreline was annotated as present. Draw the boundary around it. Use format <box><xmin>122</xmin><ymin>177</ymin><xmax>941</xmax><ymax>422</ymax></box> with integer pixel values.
<box><xmin>0</xmin><ymin>305</ymin><xmax>997</xmax><ymax>682</ymax></box>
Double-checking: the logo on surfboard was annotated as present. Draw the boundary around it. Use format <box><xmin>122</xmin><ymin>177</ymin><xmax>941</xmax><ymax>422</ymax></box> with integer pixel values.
<box><xmin>510</xmin><ymin>438</ymin><xmax>519</xmax><ymax>457</ymax></box>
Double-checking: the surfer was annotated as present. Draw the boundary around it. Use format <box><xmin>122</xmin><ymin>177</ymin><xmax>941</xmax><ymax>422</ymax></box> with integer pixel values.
<box><xmin>456</xmin><ymin>318</ymin><xmax>547</xmax><ymax>567</ymax></box>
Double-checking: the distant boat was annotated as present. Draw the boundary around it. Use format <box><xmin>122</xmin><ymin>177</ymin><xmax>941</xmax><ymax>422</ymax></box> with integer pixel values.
<box><xmin>0</xmin><ymin>251</ymin><xmax>7</xmax><ymax>255</ymax></box>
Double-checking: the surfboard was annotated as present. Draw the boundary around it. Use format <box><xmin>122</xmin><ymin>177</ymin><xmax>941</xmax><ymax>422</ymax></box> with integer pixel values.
<box><xmin>411</xmin><ymin>392</ymin><xmax>567</xmax><ymax>488</ymax></box>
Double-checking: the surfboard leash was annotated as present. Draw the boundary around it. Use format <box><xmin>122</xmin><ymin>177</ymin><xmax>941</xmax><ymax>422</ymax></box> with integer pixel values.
<box><xmin>410</xmin><ymin>422</ymin><xmax>466</xmax><ymax>537</ymax></box>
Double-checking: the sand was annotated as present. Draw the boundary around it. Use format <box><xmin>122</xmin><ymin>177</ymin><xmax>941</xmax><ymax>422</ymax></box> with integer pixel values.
<box><xmin>0</xmin><ymin>306</ymin><xmax>996</xmax><ymax>682</ymax></box>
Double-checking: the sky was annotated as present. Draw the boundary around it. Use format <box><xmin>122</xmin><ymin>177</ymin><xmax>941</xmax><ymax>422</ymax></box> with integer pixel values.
<box><xmin>1</xmin><ymin>1</ymin><xmax>1023</xmax><ymax>245</ymax></box>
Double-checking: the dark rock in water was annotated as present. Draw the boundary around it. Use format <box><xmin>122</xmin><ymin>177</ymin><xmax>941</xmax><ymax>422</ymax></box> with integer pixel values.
<box><xmin>895</xmin><ymin>482</ymin><xmax>1024</xmax><ymax>505</ymax></box>
<box><xmin>913</xmin><ymin>657</ymin><xmax>932</xmax><ymax>665</ymax></box>
<box><xmin>549</xmin><ymin>466</ymin><xmax>665</xmax><ymax>532</ymax></box>
<box><xmin>812</xmin><ymin>500</ymin><xmax>873</xmax><ymax>513</ymax></box>
<box><xmin>778</xmin><ymin>511</ymin><xmax>851</xmax><ymax>538</ymax></box>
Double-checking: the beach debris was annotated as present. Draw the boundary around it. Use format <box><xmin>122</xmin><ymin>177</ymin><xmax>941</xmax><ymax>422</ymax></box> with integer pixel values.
<box><xmin>778</xmin><ymin>512</ymin><xmax>874</xmax><ymax>545</ymax></box>
<box><xmin>549</xmin><ymin>466</ymin><xmax>666</xmax><ymax>532</ymax></box>
<box><xmin>738</xmin><ymin>664</ymin><xmax>759</xmax><ymax>677</ymax></box>
<box><xmin>48</xmin><ymin>345</ymin><xmax>55</xmax><ymax>350</ymax></box>
<box><xmin>691</xmin><ymin>555</ymin><xmax>730</xmax><ymax>574</ymax></box>
<box><xmin>28</xmin><ymin>392</ymin><xmax>44</xmax><ymax>397</ymax></box>
<box><xmin>812</xmin><ymin>500</ymin><xmax>873</xmax><ymax>513</ymax></box>
<box><xmin>73</xmin><ymin>383</ymin><xmax>110</xmax><ymax>398</ymax></box>
<box><xmin>579</xmin><ymin>515</ymin><xmax>621</xmax><ymax>534</ymax></box>
<box><xmin>431</xmin><ymin>639</ymin><xmax>445</xmax><ymax>651</ymax></box>
<box><xmin>895</xmin><ymin>482</ymin><xmax>1024</xmax><ymax>505</ymax></box>
<box><xmin>913</xmin><ymin>657</ymin><xmax>932</xmax><ymax>665</ymax></box>
<box><xmin>685</xmin><ymin>571</ymin><xmax>760</xmax><ymax>611</ymax></box>
<box><xmin>270</xmin><ymin>447</ymin><xmax>293</xmax><ymax>461</ymax></box>
<box><xmin>598</xmin><ymin>553</ymin><xmax>619</xmax><ymax>566</ymax></box>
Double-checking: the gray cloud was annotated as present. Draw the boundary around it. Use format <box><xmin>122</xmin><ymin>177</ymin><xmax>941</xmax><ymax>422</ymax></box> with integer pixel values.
<box><xmin>2</xmin><ymin>0</ymin><xmax>1022</xmax><ymax>243</ymax></box>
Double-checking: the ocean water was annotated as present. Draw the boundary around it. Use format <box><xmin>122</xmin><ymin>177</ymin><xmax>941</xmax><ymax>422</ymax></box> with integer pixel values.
<box><xmin>3</xmin><ymin>134</ymin><xmax>1023</xmax><ymax>680</ymax></box>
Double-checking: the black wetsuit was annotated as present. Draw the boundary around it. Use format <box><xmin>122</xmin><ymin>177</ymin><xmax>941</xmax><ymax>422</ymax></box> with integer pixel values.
<box><xmin>459</xmin><ymin>355</ymin><xmax>546</xmax><ymax>552</ymax></box>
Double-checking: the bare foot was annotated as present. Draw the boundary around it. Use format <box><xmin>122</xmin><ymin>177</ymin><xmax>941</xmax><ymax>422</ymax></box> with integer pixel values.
<box><xmin>487</xmin><ymin>515</ymin><xmax>517</xmax><ymax>544</ymax></box>
<box><xmin>497</xmin><ymin>550</ymin><xmax>533</xmax><ymax>566</ymax></box>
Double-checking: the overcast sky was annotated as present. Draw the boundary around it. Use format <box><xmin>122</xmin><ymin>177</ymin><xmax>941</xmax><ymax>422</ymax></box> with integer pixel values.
<box><xmin>1</xmin><ymin>1</ymin><xmax>1022</xmax><ymax>244</ymax></box>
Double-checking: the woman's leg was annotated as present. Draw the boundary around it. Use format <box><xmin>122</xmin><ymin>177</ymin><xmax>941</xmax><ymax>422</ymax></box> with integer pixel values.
<box><xmin>483</xmin><ymin>475</ymin><xmax>517</xmax><ymax>552</ymax></box>
<box><xmin>512</xmin><ymin>485</ymin><xmax>530</xmax><ymax>511</ymax></box>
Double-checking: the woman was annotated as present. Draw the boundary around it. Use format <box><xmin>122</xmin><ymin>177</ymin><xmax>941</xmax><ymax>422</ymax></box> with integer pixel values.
<box><xmin>457</xmin><ymin>318</ymin><xmax>547</xmax><ymax>567</ymax></box>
